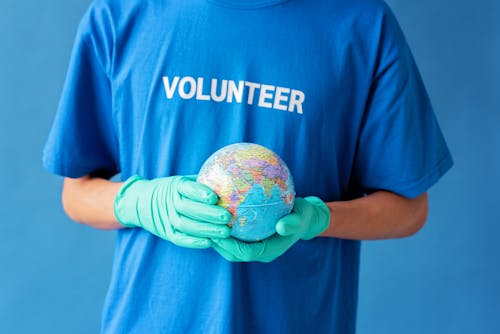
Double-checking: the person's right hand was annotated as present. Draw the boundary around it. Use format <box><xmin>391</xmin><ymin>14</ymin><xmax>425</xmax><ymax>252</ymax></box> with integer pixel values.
<box><xmin>114</xmin><ymin>175</ymin><xmax>232</xmax><ymax>249</ymax></box>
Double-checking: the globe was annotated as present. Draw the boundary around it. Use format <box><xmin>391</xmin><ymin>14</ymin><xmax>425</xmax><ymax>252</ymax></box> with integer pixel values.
<box><xmin>197</xmin><ymin>143</ymin><xmax>295</xmax><ymax>242</ymax></box>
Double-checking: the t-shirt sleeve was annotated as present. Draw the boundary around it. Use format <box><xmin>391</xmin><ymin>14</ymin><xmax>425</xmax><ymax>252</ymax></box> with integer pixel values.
<box><xmin>43</xmin><ymin>3</ymin><xmax>119</xmax><ymax>178</ymax></box>
<box><xmin>352</xmin><ymin>3</ymin><xmax>453</xmax><ymax>199</ymax></box>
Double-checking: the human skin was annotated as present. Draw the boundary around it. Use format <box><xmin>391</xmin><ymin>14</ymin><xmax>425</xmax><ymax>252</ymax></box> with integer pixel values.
<box><xmin>62</xmin><ymin>175</ymin><xmax>428</xmax><ymax>240</ymax></box>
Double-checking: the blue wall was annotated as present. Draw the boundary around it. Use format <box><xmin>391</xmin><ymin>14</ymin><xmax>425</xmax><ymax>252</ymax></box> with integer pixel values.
<box><xmin>0</xmin><ymin>1</ymin><xmax>498</xmax><ymax>333</ymax></box>
<box><xmin>0</xmin><ymin>2</ymin><xmax>114</xmax><ymax>333</ymax></box>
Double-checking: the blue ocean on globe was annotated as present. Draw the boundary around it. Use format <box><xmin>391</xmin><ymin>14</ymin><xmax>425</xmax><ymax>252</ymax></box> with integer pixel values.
<box><xmin>232</xmin><ymin>183</ymin><xmax>292</xmax><ymax>241</ymax></box>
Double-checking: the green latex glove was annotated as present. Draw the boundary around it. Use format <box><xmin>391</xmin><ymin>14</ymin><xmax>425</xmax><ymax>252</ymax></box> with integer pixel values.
<box><xmin>114</xmin><ymin>175</ymin><xmax>232</xmax><ymax>249</ymax></box>
<box><xmin>211</xmin><ymin>196</ymin><xmax>330</xmax><ymax>262</ymax></box>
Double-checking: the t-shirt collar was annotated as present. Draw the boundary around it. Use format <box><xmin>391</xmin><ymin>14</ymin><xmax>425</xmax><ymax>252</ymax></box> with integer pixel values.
<box><xmin>207</xmin><ymin>0</ymin><xmax>290</xmax><ymax>9</ymax></box>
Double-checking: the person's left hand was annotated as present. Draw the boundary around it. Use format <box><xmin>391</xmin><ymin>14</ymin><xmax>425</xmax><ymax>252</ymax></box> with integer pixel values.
<box><xmin>211</xmin><ymin>197</ymin><xmax>330</xmax><ymax>263</ymax></box>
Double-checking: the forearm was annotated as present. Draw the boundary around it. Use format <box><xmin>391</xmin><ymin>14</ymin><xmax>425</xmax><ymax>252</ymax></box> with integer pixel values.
<box><xmin>321</xmin><ymin>191</ymin><xmax>428</xmax><ymax>240</ymax></box>
<box><xmin>62</xmin><ymin>175</ymin><xmax>124</xmax><ymax>230</ymax></box>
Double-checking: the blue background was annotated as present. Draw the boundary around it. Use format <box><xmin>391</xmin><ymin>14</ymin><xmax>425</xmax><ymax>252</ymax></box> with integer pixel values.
<box><xmin>0</xmin><ymin>0</ymin><xmax>498</xmax><ymax>333</ymax></box>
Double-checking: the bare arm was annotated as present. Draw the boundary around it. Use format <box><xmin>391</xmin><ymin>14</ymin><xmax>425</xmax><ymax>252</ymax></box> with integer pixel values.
<box><xmin>62</xmin><ymin>175</ymin><xmax>428</xmax><ymax>239</ymax></box>
<box><xmin>321</xmin><ymin>191</ymin><xmax>428</xmax><ymax>240</ymax></box>
<box><xmin>62</xmin><ymin>175</ymin><xmax>124</xmax><ymax>230</ymax></box>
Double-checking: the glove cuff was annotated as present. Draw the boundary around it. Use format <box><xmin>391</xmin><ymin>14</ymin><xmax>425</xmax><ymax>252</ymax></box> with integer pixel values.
<box><xmin>303</xmin><ymin>196</ymin><xmax>331</xmax><ymax>239</ymax></box>
<box><xmin>304</xmin><ymin>196</ymin><xmax>330</xmax><ymax>220</ymax></box>
<box><xmin>114</xmin><ymin>175</ymin><xmax>147</xmax><ymax>228</ymax></box>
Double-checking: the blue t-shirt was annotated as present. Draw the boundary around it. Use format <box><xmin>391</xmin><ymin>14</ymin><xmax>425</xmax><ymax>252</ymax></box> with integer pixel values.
<box><xmin>43</xmin><ymin>0</ymin><xmax>453</xmax><ymax>332</ymax></box>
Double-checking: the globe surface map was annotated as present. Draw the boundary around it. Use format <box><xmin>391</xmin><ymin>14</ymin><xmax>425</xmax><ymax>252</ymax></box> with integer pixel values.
<box><xmin>197</xmin><ymin>143</ymin><xmax>295</xmax><ymax>242</ymax></box>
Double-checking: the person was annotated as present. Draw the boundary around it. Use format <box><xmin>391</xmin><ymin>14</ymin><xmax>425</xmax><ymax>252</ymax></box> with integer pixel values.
<box><xmin>43</xmin><ymin>0</ymin><xmax>453</xmax><ymax>332</ymax></box>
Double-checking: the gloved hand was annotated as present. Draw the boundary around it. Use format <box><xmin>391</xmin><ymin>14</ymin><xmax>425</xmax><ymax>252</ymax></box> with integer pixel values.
<box><xmin>114</xmin><ymin>175</ymin><xmax>232</xmax><ymax>249</ymax></box>
<box><xmin>211</xmin><ymin>196</ymin><xmax>330</xmax><ymax>262</ymax></box>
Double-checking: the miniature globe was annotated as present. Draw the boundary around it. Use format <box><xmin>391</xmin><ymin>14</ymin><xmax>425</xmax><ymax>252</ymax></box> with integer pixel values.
<box><xmin>197</xmin><ymin>143</ymin><xmax>295</xmax><ymax>242</ymax></box>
